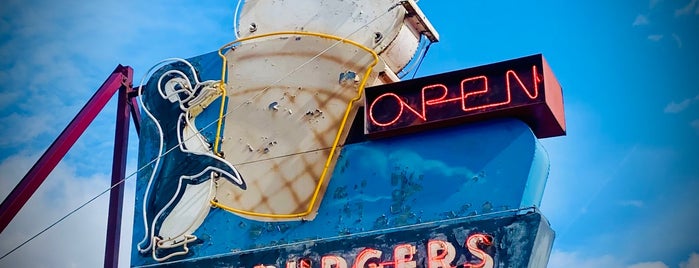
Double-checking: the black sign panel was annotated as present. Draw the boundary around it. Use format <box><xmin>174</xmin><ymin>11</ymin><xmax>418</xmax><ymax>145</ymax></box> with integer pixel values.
<box><xmin>155</xmin><ymin>212</ymin><xmax>553</xmax><ymax>268</ymax></box>
<box><xmin>364</xmin><ymin>54</ymin><xmax>565</xmax><ymax>139</ymax></box>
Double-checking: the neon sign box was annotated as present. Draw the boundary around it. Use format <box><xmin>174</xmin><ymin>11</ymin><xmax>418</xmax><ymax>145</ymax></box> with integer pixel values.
<box><xmin>365</xmin><ymin>54</ymin><xmax>565</xmax><ymax>139</ymax></box>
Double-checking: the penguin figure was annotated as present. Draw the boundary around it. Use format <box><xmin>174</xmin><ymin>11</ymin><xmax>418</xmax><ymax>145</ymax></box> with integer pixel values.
<box><xmin>135</xmin><ymin>59</ymin><xmax>246</xmax><ymax>260</ymax></box>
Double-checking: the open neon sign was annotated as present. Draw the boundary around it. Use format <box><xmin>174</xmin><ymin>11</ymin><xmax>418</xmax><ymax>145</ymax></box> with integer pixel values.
<box><xmin>365</xmin><ymin>54</ymin><xmax>565</xmax><ymax>139</ymax></box>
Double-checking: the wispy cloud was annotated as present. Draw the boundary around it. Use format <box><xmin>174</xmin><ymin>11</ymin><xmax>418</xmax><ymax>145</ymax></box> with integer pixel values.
<box><xmin>548</xmin><ymin>250</ymin><xmax>677</xmax><ymax>268</ymax></box>
<box><xmin>681</xmin><ymin>252</ymin><xmax>699</xmax><ymax>268</ymax></box>
<box><xmin>0</xmin><ymin>113</ymin><xmax>53</xmax><ymax>146</ymax></box>
<box><xmin>664</xmin><ymin>95</ymin><xmax>699</xmax><ymax>113</ymax></box>
<box><xmin>648</xmin><ymin>34</ymin><xmax>664</xmax><ymax>41</ymax></box>
<box><xmin>619</xmin><ymin>200</ymin><xmax>644</xmax><ymax>208</ymax></box>
<box><xmin>548</xmin><ymin>250</ymin><xmax>624</xmax><ymax>268</ymax></box>
<box><xmin>633</xmin><ymin>14</ymin><xmax>650</xmax><ymax>26</ymax></box>
<box><xmin>544</xmin><ymin>141</ymin><xmax>697</xmax><ymax>265</ymax></box>
<box><xmin>561</xmin><ymin>145</ymin><xmax>638</xmax><ymax>233</ymax></box>
<box><xmin>620</xmin><ymin>177</ymin><xmax>699</xmax><ymax>262</ymax></box>
<box><xmin>672</xmin><ymin>33</ymin><xmax>684</xmax><ymax>48</ymax></box>
<box><xmin>690</xmin><ymin>120</ymin><xmax>699</xmax><ymax>134</ymax></box>
<box><xmin>650</xmin><ymin>0</ymin><xmax>663</xmax><ymax>9</ymax></box>
<box><xmin>665</xmin><ymin>99</ymin><xmax>693</xmax><ymax>113</ymax></box>
<box><xmin>675</xmin><ymin>0</ymin><xmax>699</xmax><ymax>16</ymax></box>
<box><xmin>0</xmin><ymin>154</ymin><xmax>136</xmax><ymax>267</ymax></box>
<box><xmin>628</xmin><ymin>262</ymin><xmax>669</xmax><ymax>268</ymax></box>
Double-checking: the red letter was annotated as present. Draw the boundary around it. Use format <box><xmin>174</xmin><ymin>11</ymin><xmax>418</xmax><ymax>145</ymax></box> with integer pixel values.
<box><xmin>300</xmin><ymin>258</ymin><xmax>312</xmax><ymax>268</ymax></box>
<box><xmin>460</xmin><ymin>76</ymin><xmax>510</xmax><ymax>112</ymax></box>
<box><xmin>423</xmin><ymin>84</ymin><xmax>451</xmax><ymax>107</ymax></box>
<box><xmin>322</xmin><ymin>255</ymin><xmax>348</xmax><ymax>268</ymax></box>
<box><xmin>427</xmin><ymin>240</ymin><xmax>456</xmax><ymax>268</ymax></box>
<box><xmin>506</xmin><ymin>65</ymin><xmax>540</xmax><ymax>100</ymax></box>
<box><xmin>369</xmin><ymin>93</ymin><xmax>426</xmax><ymax>127</ymax></box>
<box><xmin>286</xmin><ymin>258</ymin><xmax>311</xmax><ymax>268</ymax></box>
<box><xmin>422</xmin><ymin>84</ymin><xmax>459</xmax><ymax>120</ymax></box>
<box><xmin>353</xmin><ymin>248</ymin><xmax>383</xmax><ymax>268</ymax></box>
<box><xmin>393</xmin><ymin>244</ymin><xmax>416</xmax><ymax>268</ymax></box>
<box><xmin>463</xmin><ymin>234</ymin><xmax>494</xmax><ymax>268</ymax></box>
<box><xmin>369</xmin><ymin>93</ymin><xmax>404</xmax><ymax>127</ymax></box>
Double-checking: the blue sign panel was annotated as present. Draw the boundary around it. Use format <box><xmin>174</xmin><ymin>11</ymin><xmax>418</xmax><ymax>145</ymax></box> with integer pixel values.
<box><xmin>132</xmin><ymin>52</ymin><xmax>555</xmax><ymax>267</ymax></box>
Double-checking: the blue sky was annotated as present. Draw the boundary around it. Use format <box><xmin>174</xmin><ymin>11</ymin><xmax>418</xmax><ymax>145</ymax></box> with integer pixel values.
<box><xmin>0</xmin><ymin>0</ymin><xmax>698</xmax><ymax>267</ymax></box>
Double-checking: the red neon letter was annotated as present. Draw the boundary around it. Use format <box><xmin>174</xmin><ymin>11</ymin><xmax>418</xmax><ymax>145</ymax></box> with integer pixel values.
<box><xmin>423</xmin><ymin>84</ymin><xmax>451</xmax><ymax>106</ymax></box>
<box><xmin>369</xmin><ymin>93</ymin><xmax>403</xmax><ymax>127</ymax></box>
<box><xmin>322</xmin><ymin>255</ymin><xmax>348</xmax><ymax>268</ymax></box>
<box><xmin>427</xmin><ymin>240</ymin><xmax>456</xmax><ymax>268</ymax></box>
<box><xmin>300</xmin><ymin>258</ymin><xmax>312</xmax><ymax>268</ymax></box>
<box><xmin>506</xmin><ymin>65</ymin><xmax>540</xmax><ymax>99</ymax></box>
<box><xmin>393</xmin><ymin>244</ymin><xmax>416</xmax><ymax>268</ymax></box>
<box><xmin>463</xmin><ymin>234</ymin><xmax>494</xmax><ymax>268</ymax></box>
<box><xmin>352</xmin><ymin>248</ymin><xmax>383</xmax><ymax>268</ymax></box>
<box><xmin>369</xmin><ymin>93</ymin><xmax>426</xmax><ymax>127</ymax></box>
<box><xmin>460</xmin><ymin>76</ymin><xmax>510</xmax><ymax>112</ymax></box>
<box><xmin>422</xmin><ymin>84</ymin><xmax>460</xmax><ymax>120</ymax></box>
<box><xmin>286</xmin><ymin>258</ymin><xmax>311</xmax><ymax>268</ymax></box>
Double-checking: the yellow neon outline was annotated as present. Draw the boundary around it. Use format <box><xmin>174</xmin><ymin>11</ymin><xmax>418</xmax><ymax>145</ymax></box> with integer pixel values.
<box><xmin>210</xmin><ymin>31</ymin><xmax>379</xmax><ymax>219</ymax></box>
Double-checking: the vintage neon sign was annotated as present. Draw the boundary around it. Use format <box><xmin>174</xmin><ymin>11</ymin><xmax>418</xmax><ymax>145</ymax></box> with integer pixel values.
<box><xmin>253</xmin><ymin>233</ymin><xmax>494</xmax><ymax>268</ymax></box>
<box><xmin>365</xmin><ymin>54</ymin><xmax>565</xmax><ymax>139</ymax></box>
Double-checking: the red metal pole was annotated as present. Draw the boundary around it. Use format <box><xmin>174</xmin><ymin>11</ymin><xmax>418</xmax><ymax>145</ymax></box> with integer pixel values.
<box><xmin>103</xmin><ymin>67</ymin><xmax>133</xmax><ymax>268</ymax></box>
<box><xmin>0</xmin><ymin>65</ymin><xmax>132</xmax><ymax>234</ymax></box>
<box><xmin>128</xmin><ymin>92</ymin><xmax>141</xmax><ymax>136</ymax></box>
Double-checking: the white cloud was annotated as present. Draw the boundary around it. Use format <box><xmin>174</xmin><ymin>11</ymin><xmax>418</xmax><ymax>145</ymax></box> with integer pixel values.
<box><xmin>628</xmin><ymin>262</ymin><xmax>669</xmax><ymax>268</ymax></box>
<box><xmin>620</xmin><ymin>178</ymin><xmax>699</xmax><ymax>261</ymax></box>
<box><xmin>619</xmin><ymin>200</ymin><xmax>644</xmax><ymax>208</ymax></box>
<box><xmin>665</xmin><ymin>99</ymin><xmax>692</xmax><ymax>113</ymax></box>
<box><xmin>542</xmin><ymin>139</ymin><xmax>699</xmax><ymax>265</ymax></box>
<box><xmin>0</xmin><ymin>154</ymin><xmax>136</xmax><ymax>267</ymax></box>
<box><xmin>0</xmin><ymin>153</ymin><xmax>38</xmax><ymax>200</ymax></box>
<box><xmin>681</xmin><ymin>253</ymin><xmax>699</xmax><ymax>268</ymax></box>
<box><xmin>0</xmin><ymin>87</ymin><xmax>21</xmax><ymax>110</ymax></box>
<box><xmin>664</xmin><ymin>95</ymin><xmax>699</xmax><ymax>113</ymax></box>
<box><xmin>633</xmin><ymin>14</ymin><xmax>650</xmax><ymax>26</ymax></box>
<box><xmin>650</xmin><ymin>0</ymin><xmax>663</xmax><ymax>9</ymax></box>
<box><xmin>543</xmin><ymin>142</ymin><xmax>640</xmax><ymax>235</ymax></box>
<box><xmin>672</xmin><ymin>33</ymin><xmax>683</xmax><ymax>48</ymax></box>
<box><xmin>0</xmin><ymin>0</ymin><xmax>238</xmax><ymax>152</ymax></box>
<box><xmin>648</xmin><ymin>34</ymin><xmax>664</xmax><ymax>41</ymax></box>
<box><xmin>549</xmin><ymin>250</ymin><xmax>678</xmax><ymax>268</ymax></box>
<box><xmin>675</xmin><ymin>0</ymin><xmax>699</xmax><ymax>16</ymax></box>
<box><xmin>0</xmin><ymin>112</ymin><xmax>53</xmax><ymax>146</ymax></box>
<box><xmin>690</xmin><ymin>119</ymin><xmax>699</xmax><ymax>134</ymax></box>
<box><xmin>548</xmin><ymin>250</ymin><xmax>625</xmax><ymax>268</ymax></box>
